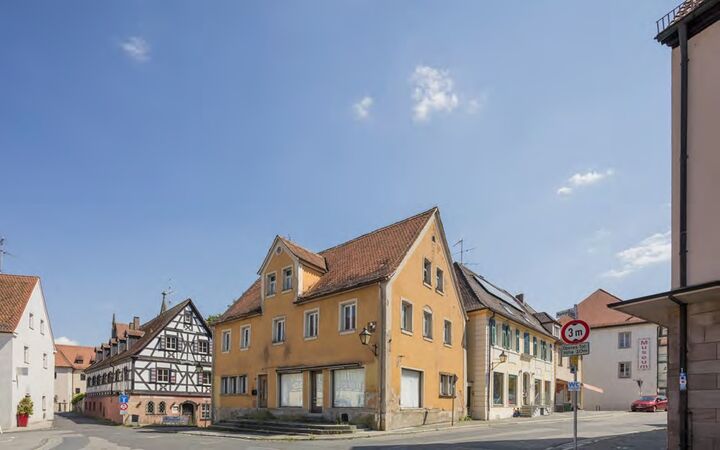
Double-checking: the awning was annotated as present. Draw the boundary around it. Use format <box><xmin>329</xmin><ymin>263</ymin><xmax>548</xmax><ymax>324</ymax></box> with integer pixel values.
<box><xmin>609</xmin><ymin>280</ymin><xmax>720</xmax><ymax>326</ymax></box>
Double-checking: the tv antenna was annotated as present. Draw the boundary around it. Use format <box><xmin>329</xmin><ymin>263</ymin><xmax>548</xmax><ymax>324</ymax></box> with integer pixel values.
<box><xmin>453</xmin><ymin>239</ymin><xmax>475</xmax><ymax>264</ymax></box>
<box><xmin>0</xmin><ymin>237</ymin><xmax>16</xmax><ymax>273</ymax></box>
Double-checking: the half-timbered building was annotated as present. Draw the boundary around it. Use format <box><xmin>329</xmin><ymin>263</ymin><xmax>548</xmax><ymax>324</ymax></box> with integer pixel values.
<box><xmin>83</xmin><ymin>298</ymin><xmax>213</xmax><ymax>427</ymax></box>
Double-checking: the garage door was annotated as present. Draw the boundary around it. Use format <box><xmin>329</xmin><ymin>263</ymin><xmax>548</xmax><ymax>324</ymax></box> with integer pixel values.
<box><xmin>401</xmin><ymin>369</ymin><xmax>421</xmax><ymax>408</ymax></box>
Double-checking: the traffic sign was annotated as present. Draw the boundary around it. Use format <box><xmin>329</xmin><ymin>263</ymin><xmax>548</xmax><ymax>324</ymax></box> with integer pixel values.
<box><xmin>119</xmin><ymin>394</ymin><xmax>129</xmax><ymax>403</ymax></box>
<box><xmin>568</xmin><ymin>381</ymin><xmax>581</xmax><ymax>392</ymax></box>
<box><xmin>119</xmin><ymin>403</ymin><xmax>128</xmax><ymax>410</ymax></box>
<box><xmin>561</xmin><ymin>342</ymin><xmax>590</xmax><ymax>357</ymax></box>
<box><xmin>561</xmin><ymin>319</ymin><xmax>590</xmax><ymax>344</ymax></box>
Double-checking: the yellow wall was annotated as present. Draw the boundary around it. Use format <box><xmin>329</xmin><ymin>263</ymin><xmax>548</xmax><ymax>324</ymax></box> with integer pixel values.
<box><xmin>388</xmin><ymin>217</ymin><xmax>466</xmax><ymax>416</ymax></box>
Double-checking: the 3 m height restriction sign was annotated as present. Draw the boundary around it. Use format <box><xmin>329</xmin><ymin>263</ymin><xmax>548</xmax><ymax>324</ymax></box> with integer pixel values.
<box><xmin>561</xmin><ymin>319</ymin><xmax>590</xmax><ymax>345</ymax></box>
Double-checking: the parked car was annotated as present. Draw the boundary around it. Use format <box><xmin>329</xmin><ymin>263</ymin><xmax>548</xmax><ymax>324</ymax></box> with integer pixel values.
<box><xmin>631</xmin><ymin>395</ymin><xmax>668</xmax><ymax>412</ymax></box>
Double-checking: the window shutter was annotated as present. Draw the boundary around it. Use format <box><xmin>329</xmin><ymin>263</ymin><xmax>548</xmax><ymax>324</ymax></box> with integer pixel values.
<box><xmin>149</xmin><ymin>368</ymin><xmax>156</xmax><ymax>382</ymax></box>
<box><xmin>192</xmin><ymin>341</ymin><xmax>197</xmax><ymax>353</ymax></box>
<box><xmin>178</xmin><ymin>337</ymin><xmax>184</xmax><ymax>351</ymax></box>
<box><xmin>158</xmin><ymin>336</ymin><xmax>166</xmax><ymax>350</ymax></box>
<box><xmin>170</xmin><ymin>370</ymin><xmax>176</xmax><ymax>384</ymax></box>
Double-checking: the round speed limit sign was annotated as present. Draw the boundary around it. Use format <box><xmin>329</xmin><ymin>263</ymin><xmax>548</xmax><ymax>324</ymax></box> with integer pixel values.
<box><xmin>561</xmin><ymin>319</ymin><xmax>590</xmax><ymax>344</ymax></box>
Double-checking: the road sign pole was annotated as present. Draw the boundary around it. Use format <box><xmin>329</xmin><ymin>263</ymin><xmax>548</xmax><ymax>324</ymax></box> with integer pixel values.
<box><xmin>573</xmin><ymin>368</ymin><xmax>578</xmax><ymax>450</ymax></box>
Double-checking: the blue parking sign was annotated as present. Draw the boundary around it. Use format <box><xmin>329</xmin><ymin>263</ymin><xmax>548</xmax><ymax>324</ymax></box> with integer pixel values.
<box><xmin>119</xmin><ymin>394</ymin><xmax>129</xmax><ymax>403</ymax></box>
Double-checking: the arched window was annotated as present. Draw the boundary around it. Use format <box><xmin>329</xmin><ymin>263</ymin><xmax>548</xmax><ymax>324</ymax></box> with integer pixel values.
<box><xmin>124</xmin><ymin>368</ymin><xmax>130</xmax><ymax>381</ymax></box>
<box><xmin>102</xmin><ymin>374</ymin><xmax>107</xmax><ymax>384</ymax></box>
<box><xmin>116</xmin><ymin>370</ymin><xmax>121</xmax><ymax>381</ymax></box>
<box><xmin>158</xmin><ymin>401</ymin><xmax>166</xmax><ymax>414</ymax></box>
<box><xmin>146</xmin><ymin>401</ymin><xmax>155</xmax><ymax>415</ymax></box>
<box><xmin>108</xmin><ymin>372</ymin><xmax>114</xmax><ymax>383</ymax></box>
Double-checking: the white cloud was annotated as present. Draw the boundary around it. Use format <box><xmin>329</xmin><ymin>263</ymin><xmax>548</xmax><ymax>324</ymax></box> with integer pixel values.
<box><xmin>411</xmin><ymin>65</ymin><xmax>459</xmax><ymax>122</ymax></box>
<box><xmin>466</xmin><ymin>94</ymin><xmax>487</xmax><ymax>114</ymax></box>
<box><xmin>602</xmin><ymin>231</ymin><xmax>671</xmax><ymax>278</ymax></box>
<box><xmin>353</xmin><ymin>96</ymin><xmax>374</xmax><ymax>120</ymax></box>
<box><xmin>120</xmin><ymin>36</ymin><xmax>150</xmax><ymax>62</ymax></box>
<box><xmin>557</xmin><ymin>169</ymin><xmax>614</xmax><ymax>196</ymax></box>
<box><xmin>55</xmin><ymin>336</ymin><xmax>79</xmax><ymax>346</ymax></box>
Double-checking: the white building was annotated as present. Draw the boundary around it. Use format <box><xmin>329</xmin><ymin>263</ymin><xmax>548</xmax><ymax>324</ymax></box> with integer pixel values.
<box><xmin>54</xmin><ymin>344</ymin><xmax>95</xmax><ymax>412</ymax></box>
<box><xmin>561</xmin><ymin>289</ymin><xmax>666</xmax><ymax>411</ymax></box>
<box><xmin>0</xmin><ymin>274</ymin><xmax>55</xmax><ymax>430</ymax></box>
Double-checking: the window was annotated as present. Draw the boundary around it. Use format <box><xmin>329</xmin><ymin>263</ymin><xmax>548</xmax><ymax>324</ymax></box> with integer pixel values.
<box><xmin>489</xmin><ymin>318</ymin><xmax>496</xmax><ymax>346</ymax></box>
<box><xmin>282</xmin><ymin>267</ymin><xmax>293</xmax><ymax>291</ymax></box>
<box><xmin>443</xmin><ymin>320</ymin><xmax>452</xmax><ymax>345</ymax></box>
<box><xmin>266</xmin><ymin>273</ymin><xmax>277</xmax><ymax>296</ymax></box>
<box><xmin>237</xmin><ymin>375</ymin><xmax>248</xmax><ymax>394</ymax></box>
<box><xmin>29</xmin><ymin>313</ymin><xmax>34</xmax><ymax>329</ymax></box>
<box><xmin>401</xmin><ymin>301</ymin><xmax>413</xmax><ymax>332</ymax></box>
<box><xmin>240</xmin><ymin>325</ymin><xmax>251</xmax><ymax>349</ymax></box>
<box><xmin>221</xmin><ymin>376</ymin><xmax>237</xmax><ymax>395</ymax></box>
<box><xmin>165</xmin><ymin>336</ymin><xmax>178</xmax><ymax>351</ymax></box>
<box><xmin>279</xmin><ymin>373</ymin><xmax>303</xmax><ymax>407</ymax></box>
<box><xmin>523</xmin><ymin>332</ymin><xmax>530</xmax><ymax>354</ymax></box>
<box><xmin>436</xmin><ymin>268</ymin><xmax>444</xmax><ymax>293</ymax></box>
<box><xmin>157</xmin><ymin>368</ymin><xmax>170</xmax><ymax>383</ymax></box>
<box><xmin>221</xmin><ymin>330</ymin><xmax>231</xmax><ymax>352</ymax></box>
<box><xmin>40</xmin><ymin>319</ymin><xmax>45</xmax><ymax>335</ymax></box>
<box><xmin>533</xmin><ymin>336</ymin><xmax>538</xmax><ymax>356</ymax></box>
<box><xmin>272</xmin><ymin>317</ymin><xmax>286</xmax><ymax>343</ymax></box>
<box><xmin>80</xmin><ymin>374</ymin><xmax>86</xmax><ymax>381</ymax></box>
<box><xmin>158</xmin><ymin>401</ymin><xmax>166</xmax><ymax>414</ymax></box>
<box><xmin>42</xmin><ymin>396</ymin><xmax>46</xmax><ymax>411</ymax></box>
<box><xmin>541</xmin><ymin>341</ymin><xmax>547</xmax><ymax>360</ymax></box>
<box><xmin>618</xmin><ymin>331</ymin><xmax>632</xmax><ymax>349</ymax></box>
<box><xmin>339</xmin><ymin>300</ymin><xmax>356</xmax><ymax>332</ymax></box>
<box><xmin>618</xmin><ymin>362</ymin><xmax>631</xmax><ymax>378</ymax></box>
<box><xmin>401</xmin><ymin>369</ymin><xmax>422</xmax><ymax>408</ymax></box>
<box><xmin>43</xmin><ymin>353</ymin><xmax>48</xmax><ymax>369</ymax></box>
<box><xmin>333</xmin><ymin>368</ymin><xmax>365</xmax><ymax>407</ymax></box>
<box><xmin>24</xmin><ymin>346</ymin><xmax>29</xmax><ymax>364</ymax></box>
<box><xmin>146</xmin><ymin>401</ymin><xmax>155</xmax><ymax>414</ymax></box>
<box><xmin>304</xmin><ymin>309</ymin><xmax>319</xmax><ymax>339</ymax></box>
<box><xmin>508</xmin><ymin>374</ymin><xmax>518</xmax><ymax>405</ymax></box>
<box><xmin>198</xmin><ymin>340</ymin><xmax>209</xmax><ymax>354</ymax></box>
<box><xmin>439</xmin><ymin>374</ymin><xmax>455</xmax><ymax>397</ymax></box>
<box><xmin>201</xmin><ymin>371</ymin><xmax>211</xmax><ymax>385</ymax></box>
<box><xmin>201</xmin><ymin>403</ymin><xmax>210</xmax><ymax>420</ymax></box>
<box><xmin>116</xmin><ymin>369</ymin><xmax>122</xmax><ymax>381</ymax></box>
<box><xmin>75</xmin><ymin>388</ymin><xmax>80</xmax><ymax>394</ymax></box>
<box><xmin>423</xmin><ymin>309</ymin><xmax>433</xmax><ymax>339</ymax></box>
<box><xmin>549</xmin><ymin>344</ymin><xmax>553</xmax><ymax>362</ymax></box>
<box><xmin>423</xmin><ymin>258</ymin><xmax>432</xmax><ymax>285</ymax></box>
<box><xmin>502</xmin><ymin>324</ymin><xmax>510</xmax><ymax>349</ymax></box>
<box><xmin>493</xmin><ymin>372</ymin><xmax>504</xmax><ymax>405</ymax></box>
<box><xmin>184</xmin><ymin>310</ymin><xmax>192</xmax><ymax>324</ymax></box>
<box><xmin>515</xmin><ymin>329</ymin><xmax>520</xmax><ymax>351</ymax></box>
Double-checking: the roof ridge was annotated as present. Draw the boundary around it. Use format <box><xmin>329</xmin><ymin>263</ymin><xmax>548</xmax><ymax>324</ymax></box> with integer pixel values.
<box><xmin>278</xmin><ymin>236</ymin><xmax>321</xmax><ymax>256</ymax></box>
<box><xmin>318</xmin><ymin>207</ymin><xmax>437</xmax><ymax>255</ymax></box>
<box><xmin>139</xmin><ymin>298</ymin><xmax>191</xmax><ymax>330</ymax></box>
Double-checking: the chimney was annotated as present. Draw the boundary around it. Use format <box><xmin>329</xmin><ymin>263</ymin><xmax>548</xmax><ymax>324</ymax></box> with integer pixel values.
<box><xmin>516</xmin><ymin>293</ymin><xmax>524</xmax><ymax>303</ymax></box>
<box><xmin>132</xmin><ymin>316</ymin><xmax>140</xmax><ymax>330</ymax></box>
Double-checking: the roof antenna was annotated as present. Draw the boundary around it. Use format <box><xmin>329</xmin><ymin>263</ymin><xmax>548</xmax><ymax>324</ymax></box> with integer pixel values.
<box><xmin>161</xmin><ymin>282</ymin><xmax>174</xmax><ymax>314</ymax></box>
<box><xmin>0</xmin><ymin>237</ymin><xmax>16</xmax><ymax>273</ymax></box>
<box><xmin>453</xmin><ymin>238</ymin><xmax>475</xmax><ymax>264</ymax></box>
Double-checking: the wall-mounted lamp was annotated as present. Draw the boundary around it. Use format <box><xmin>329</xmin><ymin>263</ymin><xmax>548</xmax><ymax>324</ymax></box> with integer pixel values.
<box><xmin>491</xmin><ymin>351</ymin><xmax>508</xmax><ymax>370</ymax></box>
<box><xmin>359</xmin><ymin>322</ymin><xmax>378</xmax><ymax>356</ymax></box>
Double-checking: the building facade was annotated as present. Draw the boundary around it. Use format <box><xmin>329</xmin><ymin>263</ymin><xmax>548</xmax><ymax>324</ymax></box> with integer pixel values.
<box><xmin>454</xmin><ymin>264</ymin><xmax>557</xmax><ymax>420</ymax></box>
<box><xmin>213</xmin><ymin>208</ymin><xmax>467</xmax><ymax>430</ymax></box>
<box><xmin>0</xmin><ymin>274</ymin><xmax>55</xmax><ymax>430</ymax></box>
<box><xmin>84</xmin><ymin>299</ymin><xmax>213</xmax><ymax>427</ymax></box>
<box><xmin>612</xmin><ymin>1</ymin><xmax>720</xmax><ymax>448</ymax></box>
<box><xmin>54</xmin><ymin>344</ymin><xmax>95</xmax><ymax>412</ymax></box>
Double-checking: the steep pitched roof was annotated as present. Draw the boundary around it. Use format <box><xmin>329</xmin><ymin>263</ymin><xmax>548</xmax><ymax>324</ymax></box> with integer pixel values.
<box><xmin>0</xmin><ymin>274</ymin><xmax>39</xmax><ymax>333</ymax></box>
<box><xmin>453</xmin><ymin>263</ymin><xmax>554</xmax><ymax>339</ymax></box>
<box><xmin>55</xmin><ymin>344</ymin><xmax>96</xmax><ymax>370</ymax></box>
<box><xmin>575</xmin><ymin>289</ymin><xmax>645</xmax><ymax>329</ymax></box>
<box><xmin>278</xmin><ymin>237</ymin><xmax>327</xmax><ymax>272</ymax></box>
<box><xmin>218</xmin><ymin>208</ymin><xmax>437</xmax><ymax>324</ymax></box>
<box><xmin>86</xmin><ymin>299</ymin><xmax>203</xmax><ymax>371</ymax></box>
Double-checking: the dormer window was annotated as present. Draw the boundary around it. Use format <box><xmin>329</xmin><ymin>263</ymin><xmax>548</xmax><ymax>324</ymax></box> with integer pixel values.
<box><xmin>282</xmin><ymin>267</ymin><xmax>293</xmax><ymax>291</ymax></box>
<box><xmin>266</xmin><ymin>273</ymin><xmax>277</xmax><ymax>296</ymax></box>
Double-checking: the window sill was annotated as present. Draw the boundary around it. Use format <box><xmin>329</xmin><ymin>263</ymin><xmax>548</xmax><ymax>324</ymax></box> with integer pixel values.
<box><xmin>443</xmin><ymin>343</ymin><xmax>452</xmax><ymax>348</ymax></box>
<box><xmin>240</xmin><ymin>347</ymin><xmax>249</xmax><ymax>352</ymax></box>
<box><xmin>272</xmin><ymin>341</ymin><xmax>285</xmax><ymax>346</ymax></box>
<box><xmin>304</xmin><ymin>336</ymin><xmax>318</xmax><ymax>341</ymax></box>
<box><xmin>423</xmin><ymin>336</ymin><xmax>433</xmax><ymax>342</ymax></box>
<box><xmin>401</xmin><ymin>329</ymin><xmax>413</xmax><ymax>336</ymax></box>
<box><xmin>439</xmin><ymin>395</ymin><xmax>455</xmax><ymax>399</ymax></box>
<box><xmin>423</xmin><ymin>282</ymin><xmax>433</xmax><ymax>290</ymax></box>
<box><xmin>282</xmin><ymin>289</ymin><xmax>293</xmax><ymax>293</ymax></box>
<box><xmin>339</xmin><ymin>329</ymin><xmax>356</xmax><ymax>336</ymax></box>
<box><xmin>435</xmin><ymin>289</ymin><xmax>445</xmax><ymax>296</ymax></box>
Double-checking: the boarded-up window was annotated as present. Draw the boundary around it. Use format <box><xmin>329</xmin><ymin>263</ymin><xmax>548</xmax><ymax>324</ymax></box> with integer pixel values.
<box><xmin>333</xmin><ymin>368</ymin><xmax>365</xmax><ymax>408</ymax></box>
<box><xmin>279</xmin><ymin>373</ymin><xmax>303</xmax><ymax>407</ymax></box>
<box><xmin>401</xmin><ymin>369</ymin><xmax>422</xmax><ymax>408</ymax></box>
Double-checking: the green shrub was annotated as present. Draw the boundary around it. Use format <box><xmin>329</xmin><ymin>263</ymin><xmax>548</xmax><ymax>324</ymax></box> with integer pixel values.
<box><xmin>71</xmin><ymin>393</ymin><xmax>86</xmax><ymax>405</ymax></box>
<box><xmin>17</xmin><ymin>396</ymin><xmax>34</xmax><ymax>415</ymax></box>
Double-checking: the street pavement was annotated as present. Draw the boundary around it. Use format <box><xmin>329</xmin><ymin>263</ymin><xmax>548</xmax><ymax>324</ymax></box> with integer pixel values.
<box><xmin>0</xmin><ymin>411</ymin><xmax>666</xmax><ymax>450</ymax></box>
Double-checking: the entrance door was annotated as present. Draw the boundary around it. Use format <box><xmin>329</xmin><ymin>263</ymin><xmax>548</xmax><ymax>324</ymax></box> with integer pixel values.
<box><xmin>310</xmin><ymin>371</ymin><xmax>323</xmax><ymax>413</ymax></box>
<box><xmin>181</xmin><ymin>402</ymin><xmax>195</xmax><ymax>425</ymax></box>
<box><xmin>257</xmin><ymin>374</ymin><xmax>268</xmax><ymax>408</ymax></box>
<box><xmin>522</xmin><ymin>373</ymin><xmax>530</xmax><ymax>406</ymax></box>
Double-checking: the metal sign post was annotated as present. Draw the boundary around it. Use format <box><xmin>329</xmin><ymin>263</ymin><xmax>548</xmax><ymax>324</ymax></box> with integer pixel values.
<box><xmin>573</xmin><ymin>367</ymin><xmax>578</xmax><ymax>450</ymax></box>
<box><xmin>561</xmin><ymin>307</ymin><xmax>588</xmax><ymax>450</ymax></box>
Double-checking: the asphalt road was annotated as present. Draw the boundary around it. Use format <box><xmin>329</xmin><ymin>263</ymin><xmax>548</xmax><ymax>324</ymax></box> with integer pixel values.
<box><xmin>0</xmin><ymin>411</ymin><xmax>666</xmax><ymax>450</ymax></box>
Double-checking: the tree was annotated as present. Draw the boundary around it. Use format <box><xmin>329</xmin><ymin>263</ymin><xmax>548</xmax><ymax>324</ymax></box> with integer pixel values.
<box><xmin>206</xmin><ymin>314</ymin><xmax>222</xmax><ymax>326</ymax></box>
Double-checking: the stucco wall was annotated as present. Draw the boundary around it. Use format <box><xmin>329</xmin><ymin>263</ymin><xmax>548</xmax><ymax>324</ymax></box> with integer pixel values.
<box><xmin>582</xmin><ymin>323</ymin><xmax>659</xmax><ymax>411</ymax></box>
<box><xmin>85</xmin><ymin>394</ymin><xmax>211</xmax><ymax>427</ymax></box>
<box><xmin>54</xmin><ymin>367</ymin><xmax>74</xmax><ymax>412</ymax></box>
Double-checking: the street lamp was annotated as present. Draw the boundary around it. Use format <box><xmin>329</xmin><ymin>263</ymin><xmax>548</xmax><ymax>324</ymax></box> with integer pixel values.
<box><xmin>359</xmin><ymin>323</ymin><xmax>378</xmax><ymax>356</ymax></box>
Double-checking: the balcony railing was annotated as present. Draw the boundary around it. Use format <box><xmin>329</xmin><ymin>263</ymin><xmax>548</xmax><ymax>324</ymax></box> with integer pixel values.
<box><xmin>657</xmin><ymin>2</ymin><xmax>685</xmax><ymax>35</ymax></box>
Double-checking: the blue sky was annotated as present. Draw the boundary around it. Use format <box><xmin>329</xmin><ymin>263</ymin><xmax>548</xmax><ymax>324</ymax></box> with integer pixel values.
<box><xmin>0</xmin><ymin>1</ymin><xmax>679</xmax><ymax>346</ymax></box>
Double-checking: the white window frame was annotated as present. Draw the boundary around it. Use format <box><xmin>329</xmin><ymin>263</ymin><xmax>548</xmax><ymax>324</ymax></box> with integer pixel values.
<box><xmin>423</xmin><ymin>259</ymin><xmax>432</xmax><ymax>286</ymax></box>
<box><xmin>198</xmin><ymin>339</ymin><xmax>209</xmax><ymax>354</ymax></box>
<box><xmin>423</xmin><ymin>307</ymin><xmax>433</xmax><ymax>340</ymax></box>
<box><xmin>237</xmin><ymin>375</ymin><xmax>248</xmax><ymax>394</ymax></box>
<box><xmin>439</xmin><ymin>373</ymin><xmax>455</xmax><ymax>397</ymax></box>
<box><xmin>282</xmin><ymin>266</ymin><xmax>293</xmax><ymax>291</ymax></box>
<box><xmin>304</xmin><ymin>308</ymin><xmax>320</xmax><ymax>340</ymax></box>
<box><xmin>166</xmin><ymin>335</ymin><xmax>178</xmax><ymax>351</ymax></box>
<box><xmin>338</xmin><ymin>299</ymin><xmax>357</xmax><ymax>334</ymax></box>
<box><xmin>221</xmin><ymin>330</ymin><xmax>231</xmax><ymax>353</ymax></box>
<box><xmin>201</xmin><ymin>403</ymin><xmax>211</xmax><ymax>419</ymax></box>
<box><xmin>436</xmin><ymin>267</ymin><xmax>444</xmax><ymax>293</ymax></box>
<box><xmin>618</xmin><ymin>331</ymin><xmax>632</xmax><ymax>349</ymax></box>
<box><xmin>157</xmin><ymin>368</ymin><xmax>170</xmax><ymax>383</ymax></box>
<box><xmin>266</xmin><ymin>272</ymin><xmax>277</xmax><ymax>297</ymax></box>
<box><xmin>40</xmin><ymin>319</ymin><xmax>45</xmax><ymax>335</ymax></box>
<box><xmin>272</xmin><ymin>317</ymin><xmax>286</xmax><ymax>344</ymax></box>
<box><xmin>618</xmin><ymin>361</ymin><xmax>632</xmax><ymax>378</ymax></box>
<box><xmin>401</xmin><ymin>299</ymin><xmax>413</xmax><ymax>334</ymax></box>
<box><xmin>24</xmin><ymin>346</ymin><xmax>29</xmax><ymax>364</ymax></box>
<box><xmin>29</xmin><ymin>313</ymin><xmax>34</xmax><ymax>329</ymax></box>
<box><xmin>184</xmin><ymin>310</ymin><xmax>192</xmax><ymax>324</ymax></box>
<box><xmin>443</xmin><ymin>319</ymin><xmax>452</xmax><ymax>346</ymax></box>
<box><xmin>332</xmin><ymin>368</ymin><xmax>366</xmax><ymax>408</ymax></box>
<box><xmin>240</xmin><ymin>325</ymin><xmax>251</xmax><ymax>350</ymax></box>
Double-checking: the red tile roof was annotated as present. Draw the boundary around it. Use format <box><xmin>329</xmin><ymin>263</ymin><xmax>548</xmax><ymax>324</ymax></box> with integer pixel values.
<box><xmin>218</xmin><ymin>208</ymin><xmax>437</xmax><ymax>324</ymax></box>
<box><xmin>55</xmin><ymin>344</ymin><xmax>96</xmax><ymax>370</ymax></box>
<box><xmin>576</xmin><ymin>289</ymin><xmax>645</xmax><ymax>329</ymax></box>
<box><xmin>279</xmin><ymin>237</ymin><xmax>327</xmax><ymax>272</ymax></box>
<box><xmin>0</xmin><ymin>274</ymin><xmax>39</xmax><ymax>333</ymax></box>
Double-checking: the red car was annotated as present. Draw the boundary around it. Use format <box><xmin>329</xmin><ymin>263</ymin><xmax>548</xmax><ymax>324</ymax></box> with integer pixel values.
<box><xmin>631</xmin><ymin>395</ymin><xmax>668</xmax><ymax>412</ymax></box>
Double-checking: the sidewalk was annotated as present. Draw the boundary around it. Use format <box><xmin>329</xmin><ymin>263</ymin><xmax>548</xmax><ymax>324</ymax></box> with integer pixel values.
<box><xmin>180</xmin><ymin>410</ymin><xmax>626</xmax><ymax>441</ymax></box>
<box><xmin>1</xmin><ymin>420</ymin><xmax>53</xmax><ymax>434</ymax></box>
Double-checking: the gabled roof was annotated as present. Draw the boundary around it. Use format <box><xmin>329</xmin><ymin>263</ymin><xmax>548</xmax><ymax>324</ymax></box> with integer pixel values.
<box><xmin>55</xmin><ymin>344</ymin><xmax>96</xmax><ymax>370</ymax></box>
<box><xmin>279</xmin><ymin>237</ymin><xmax>327</xmax><ymax>272</ymax></box>
<box><xmin>0</xmin><ymin>274</ymin><xmax>40</xmax><ymax>333</ymax></box>
<box><xmin>218</xmin><ymin>208</ymin><xmax>437</xmax><ymax>324</ymax></box>
<box><xmin>453</xmin><ymin>263</ymin><xmax>554</xmax><ymax>339</ymax></box>
<box><xmin>86</xmin><ymin>298</ymin><xmax>208</xmax><ymax>371</ymax></box>
<box><xmin>574</xmin><ymin>288</ymin><xmax>645</xmax><ymax>329</ymax></box>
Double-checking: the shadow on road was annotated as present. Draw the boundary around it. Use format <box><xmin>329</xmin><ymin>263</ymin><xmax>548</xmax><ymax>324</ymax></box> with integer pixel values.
<box><xmin>56</xmin><ymin>412</ymin><xmax>119</xmax><ymax>427</ymax></box>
